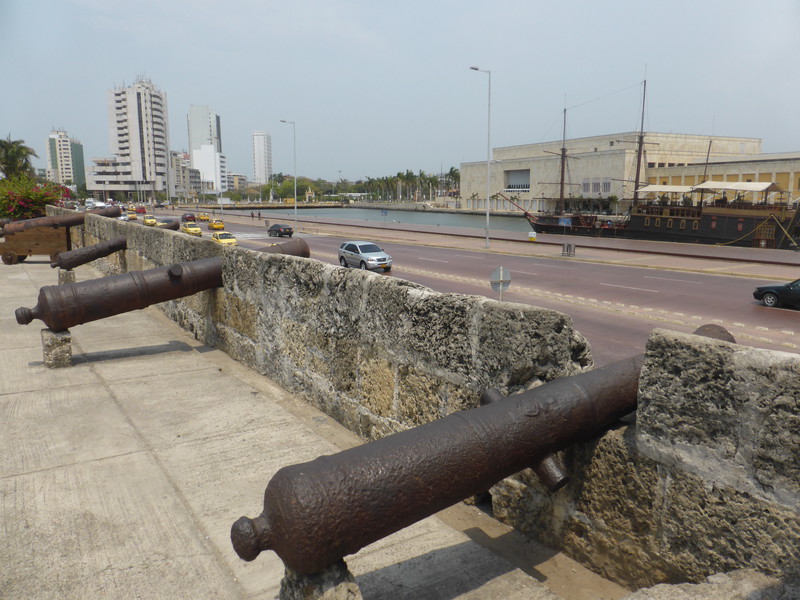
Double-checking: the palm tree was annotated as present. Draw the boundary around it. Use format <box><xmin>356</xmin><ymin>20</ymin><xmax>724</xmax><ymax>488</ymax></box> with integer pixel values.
<box><xmin>0</xmin><ymin>135</ymin><xmax>38</xmax><ymax>178</ymax></box>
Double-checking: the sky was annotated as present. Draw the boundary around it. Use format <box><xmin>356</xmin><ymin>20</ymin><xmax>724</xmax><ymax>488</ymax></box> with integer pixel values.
<box><xmin>2</xmin><ymin>0</ymin><xmax>799</xmax><ymax>183</ymax></box>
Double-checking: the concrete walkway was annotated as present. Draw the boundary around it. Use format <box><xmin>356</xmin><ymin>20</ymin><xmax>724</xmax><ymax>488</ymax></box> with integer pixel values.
<box><xmin>0</xmin><ymin>259</ymin><xmax>627</xmax><ymax>600</ymax></box>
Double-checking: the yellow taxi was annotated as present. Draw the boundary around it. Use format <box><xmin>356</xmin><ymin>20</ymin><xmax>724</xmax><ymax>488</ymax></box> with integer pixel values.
<box><xmin>197</xmin><ymin>213</ymin><xmax>210</xmax><ymax>222</ymax></box>
<box><xmin>127</xmin><ymin>211</ymin><xmax>138</xmax><ymax>220</ymax></box>
<box><xmin>208</xmin><ymin>219</ymin><xmax>225</xmax><ymax>230</ymax></box>
<box><xmin>210</xmin><ymin>231</ymin><xmax>238</xmax><ymax>246</ymax></box>
<box><xmin>180</xmin><ymin>222</ymin><xmax>202</xmax><ymax>237</ymax></box>
<box><xmin>142</xmin><ymin>215</ymin><xmax>157</xmax><ymax>226</ymax></box>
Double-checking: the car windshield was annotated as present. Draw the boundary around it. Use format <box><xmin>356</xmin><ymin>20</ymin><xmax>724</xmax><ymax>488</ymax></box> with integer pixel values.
<box><xmin>358</xmin><ymin>244</ymin><xmax>382</xmax><ymax>253</ymax></box>
<box><xmin>219</xmin><ymin>233</ymin><xmax>234</xmax><ymax>238</ymax></box>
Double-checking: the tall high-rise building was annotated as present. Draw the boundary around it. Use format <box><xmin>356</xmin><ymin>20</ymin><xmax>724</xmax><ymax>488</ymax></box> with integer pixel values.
<box><xmin>46</xmin><ymin>130</ymin><xmax>85</xmax><ymax>188</ymax></box>
<box><xmin>87</xmin><ymin>77</ymin><xmax>170</xmax><ymax>200</ymax></box>
<box><xmin>252</xmin><ymin>131</ymin><xmax>272</xmax><ymax>185</ymax></box>
<box><xmin>188</xmin><ymin>105</ymin><xmax>222</xmax><ymax>156</ymax></box>
<box><xmin>188</xmin><ymin>105</ymin><xmax>226</xmax><ymax>192</ymax></box>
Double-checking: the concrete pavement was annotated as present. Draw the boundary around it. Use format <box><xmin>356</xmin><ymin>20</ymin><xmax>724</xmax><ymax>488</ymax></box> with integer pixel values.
<box><xmin>0</xmin><ymin>258</ymin><xmax>627</xmax><ymax>600</ymax></box>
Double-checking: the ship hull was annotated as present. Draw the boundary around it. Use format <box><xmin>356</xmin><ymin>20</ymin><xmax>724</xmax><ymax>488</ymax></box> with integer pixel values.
<box><xmin>528</xmin><ymin>204</ymin><xmax>800</xmax><ymax>250</ymax></box>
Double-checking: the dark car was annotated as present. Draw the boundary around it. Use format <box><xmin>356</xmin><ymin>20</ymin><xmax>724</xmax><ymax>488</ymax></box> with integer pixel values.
<box><xmin>267</xmin><ymin>223</ymin><xmax>293</xmax><ymax>237</ymax></box>
<box><xmin>181</xmin><ymin>212</ymin><xmax>196</xmax><ymax>223</ymax></box>
<box><xmin>753</xmin><ymin>278</ymin><xmax>800</xmax><ymax>308</ymax></box>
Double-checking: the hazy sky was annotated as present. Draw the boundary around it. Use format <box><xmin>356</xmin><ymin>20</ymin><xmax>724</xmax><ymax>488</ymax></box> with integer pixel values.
<box><xmin>3</xmin><ymin>0</ymin><xmax>799</xmax><ymax>183</ymax></box>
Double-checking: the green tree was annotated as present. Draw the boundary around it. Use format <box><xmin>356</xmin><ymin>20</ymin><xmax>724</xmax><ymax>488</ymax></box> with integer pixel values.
<box><xmin>0</xmin><ymin>136</ymin><xmax>38</xmax><ymax>179</ymax></box>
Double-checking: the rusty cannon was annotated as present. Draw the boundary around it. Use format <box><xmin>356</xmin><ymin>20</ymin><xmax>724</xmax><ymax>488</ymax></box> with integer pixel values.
<box><xmin>260</xmin><ymin>237</ymin><xmax>310</xmax><ymax>258</ymax></box>
<box><xmin>231</xmin><ymin>355</ymin><xmax>642</xmax><ymax>575</ymax></box>
<box><xmin>16</xmin><ymin>256</ymin><xmax>223</xmax><ymax>331</ymax></box>
<box><xmin>17</xmin><ymin>237</ymin><xmax>312</xmax><ymax>330</ymax></box>
<box><xmin>2</xmin><ymin>206</ymin><xmax>122</xmax><ymax>234</ymax></box>
<box><xmin>50</xmin><ymin>236</ymin><xmax>128</xmax><ymax>270</ymax></box>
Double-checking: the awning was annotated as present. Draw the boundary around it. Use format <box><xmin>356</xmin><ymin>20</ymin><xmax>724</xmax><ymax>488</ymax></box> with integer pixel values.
<box><xmin>636</xmin><ymin>185</ymin><xmax>693</xmax><ymax>194</ymax></box>
<box><xmin>691</xmin><ymin>181</ymin><xmax>785</xmax><ymax>193</ymax></box>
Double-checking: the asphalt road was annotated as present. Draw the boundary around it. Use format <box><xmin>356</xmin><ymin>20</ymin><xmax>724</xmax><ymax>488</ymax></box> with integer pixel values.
<box><xmin>153</xmin><ymin>208</ymin><xmax>800</xmax><ymax>367</ymax></box>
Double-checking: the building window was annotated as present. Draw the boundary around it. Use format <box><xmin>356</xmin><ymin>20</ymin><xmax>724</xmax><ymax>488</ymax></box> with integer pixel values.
<box><xmin>692</xmin><ymin>220</ymin><xmax>699</xmax><ymax>231</ymax></box>
<box><xmin>667</xmin><ymin>219</ymin><xmax>673</xmax><ymax>229</ymax></box>
<box><xmin>644</xmin><ymin>217</ymin><xmax>650</xmax><ymax>227</ymax></box>
<box><xmin>504</xmin><ymin>169</ymin><xmax>530</xmax><ymax>192</ymax></box>
<box><xmin>655</xmin><ymin>218</ymin><xmax>661</xmax><ymax>227</ymax></box>
<box><xmin>680</xmin><ymin>219</ymin><xmax>686</xmax><ymax>230</ymax></box>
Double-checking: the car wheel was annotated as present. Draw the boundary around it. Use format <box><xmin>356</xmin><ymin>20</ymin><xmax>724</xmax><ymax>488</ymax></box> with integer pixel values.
<box><xmin>288</xmin><ymin>233</ymin><xmax>293</xmax><ymax>237</ymax></box>
<box><xmin>339</xmin><ymin>257</ymin><xmax>348</xmax><ymax>268</ymax></box>
<box><xmin>762</xmin><ymin>293</ymin><xmax>779</xmax><ymax>308</ymax></box>
<box><xmin>360</xmin><ymin>262</ymin><xmax>368</xmax><ymax>270</ymax></box>
<box><xmin>384</xmin><ymin>266</ymin><xmax>391</xmax><ymax>272</ymax></box>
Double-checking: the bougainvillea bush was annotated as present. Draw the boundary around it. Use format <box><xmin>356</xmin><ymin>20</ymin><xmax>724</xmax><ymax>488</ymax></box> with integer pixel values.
<box><xmin>0</xmin><ymin>176</ymin><xmax>70</xmax><ymax>220</ymax></box>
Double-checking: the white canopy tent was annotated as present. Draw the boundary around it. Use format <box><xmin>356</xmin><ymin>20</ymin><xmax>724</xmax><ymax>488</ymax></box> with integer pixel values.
<box><xmin>690</xmin><ymin>181</ymin><xmax>784</xmax><ymax>193</ymax></box>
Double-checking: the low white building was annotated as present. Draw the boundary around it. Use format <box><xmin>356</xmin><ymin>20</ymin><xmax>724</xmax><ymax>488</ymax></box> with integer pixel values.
<box><xmin>460</xmin><ymin>132</ymin><xmax>763</xmax><ymax>213</ymax></box>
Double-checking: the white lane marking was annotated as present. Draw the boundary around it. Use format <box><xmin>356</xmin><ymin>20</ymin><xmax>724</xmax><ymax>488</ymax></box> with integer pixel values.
<box><xmin>599</xmin><ymin>283</ymin><xmax>659</xmax><ymax>293</ymax></box>
<box><xmin>644</xmin><ymin>275</ymin><xmax>701</xmax><ymax>284</ymax></box>
<box><xmin>418</xmin><ymin>257</ymin><xmax>449</xmax><ymax>263</ymax></box>
<box><xmin>513</xmin><ymin>271</ymin><xmax>538</xmax><ymax>276</ymax></box>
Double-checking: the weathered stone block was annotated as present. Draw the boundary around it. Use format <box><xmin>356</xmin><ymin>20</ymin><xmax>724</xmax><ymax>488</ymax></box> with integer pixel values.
<box><xmin>41</xmin><ymin>328</ymin><xmax>71</xmax><ymax>368</ymax></box>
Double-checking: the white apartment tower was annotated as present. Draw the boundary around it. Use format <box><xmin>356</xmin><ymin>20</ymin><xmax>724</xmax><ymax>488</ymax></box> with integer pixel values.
<box><xmin>46</xmin><ymin>130</ymin><xmax>85</xmax><ymax>187</ymax></box>
<box><xmin>252</xmin><ymin>131</ymin><xmax>272</xmax><ymax>185</ymax></box>
<box><xmin>187</xmin><ymin>105</ymin><xmax>226</xmax><ymax>192</ymax></box>
<box><xmin>87</xmin><ymin>77</ymin><xmax>170</xmax><ymax>200</ymax></box>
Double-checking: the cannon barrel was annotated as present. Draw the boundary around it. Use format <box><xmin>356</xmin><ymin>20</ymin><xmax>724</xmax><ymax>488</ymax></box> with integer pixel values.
<box><xmin>260</xmin><ymin>237</ymin><xmax>310</xmax><ymax>258</ymax></box>
<box><xmin>50</xmin><ymin>237</ymin><xmax>128</xmax><ymax>270</ymax></box>
<box><xmin>16</xmin><ymin>256</ymin><xmax>223</xmax><ymax>330</ymax></box>
<box><xmin>231</xmin><ymin>355</ymin><xmax>642</xmax><ymax>574</ymax></box>
<box><xmin>156</xmin><ymin>219</ymin><xmax>180</xmax><ymax>231</ymax></box>
<box><xmin>2</xmin><ymin>207</ymin><xmax>122</xmax><ymax>234</ymax></box>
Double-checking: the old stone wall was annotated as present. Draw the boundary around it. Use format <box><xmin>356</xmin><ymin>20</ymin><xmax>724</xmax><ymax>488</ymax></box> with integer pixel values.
<box><xmin>71</xmin><ymin>210</ymin><xmax>591</xmax><ymax>439</ymax></box>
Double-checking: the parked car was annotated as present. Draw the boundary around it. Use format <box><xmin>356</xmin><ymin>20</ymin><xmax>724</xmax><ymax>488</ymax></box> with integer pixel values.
<box><xmin>338</xmin><ymin>241</ymin><xmax>392</xmax><ymax>272</ymax></box>
<box><xmin>208</xmin><ymin>219</ymin><xmax>225</xmax><ymax>230</ymax></box>
<box><xmin>142</xmin><ymin>215</ymin><xmax>157</xmax><ymax>226</ymax></box>
<box><xmin>181</xmin><ymin>212</ymin><xmax>196</xmax><ymax>222</ymax></box>
<box><xmin>267</xmin><ymin>223</ymin><xmax>293</xmax><ymax>237</ymax></box>
<box><xmin>753</xmin><ymin>278</ymin><xmax>800</xmax><ymax>308</ymax></box>
<box><xmin>198</xmin><ymin>213</ymin><xmax>210</xmax><ymax>222</ymax></box>
<box><xmin>181</xmin><ymin>222</ymin><xmax>202</xmax><ymax>237</ymax></box>
<box><xmin>211</xmin><ymin>232</ymin><xmax>238</xmax><ymax>246</ymax></box>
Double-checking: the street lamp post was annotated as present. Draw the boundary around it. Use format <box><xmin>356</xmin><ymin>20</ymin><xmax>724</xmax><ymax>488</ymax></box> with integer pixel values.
<box><xmin>470</xmin><ymin>66</ymin><xmax>491</xmax><ymax>248</ymax></box>
<box><xmin>280</xmin><ymin>119</ymin><xmax>297</xmax><ymax>229</ymax></box>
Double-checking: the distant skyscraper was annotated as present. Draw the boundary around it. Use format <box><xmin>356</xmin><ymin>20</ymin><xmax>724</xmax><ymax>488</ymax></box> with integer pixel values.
<box><xmin>46</xmin><ymin>130</ymin><xmax>85</xmax><ymax>188</ymax></box>
<box><xmin>252</xmin><ymin>131</ymin><xmax>272</xmax><ymax>185</ymax></box>
<box><xmin>188</xmin><ymin>105</ymin><xmax>222</xmax><ymax>156</ymax></box>
<box><xmin>87</xmin><ymin>77</ymin><xmax>170</xmax><ymax>200</ymax></box>
<box><xmin>188</xmin><ymin>105</ymin><xmax>226</xmax><ymax>192</ymax></box>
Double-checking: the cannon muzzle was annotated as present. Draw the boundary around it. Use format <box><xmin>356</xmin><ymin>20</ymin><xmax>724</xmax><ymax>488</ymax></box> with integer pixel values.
<box><xmin>260</xmin><ymin>238</ymin><xmax>310</xmax><ymax>258</ymax></box>
<box><xmin>231</xmin><ymin>356</ymin><xmax>642</xmax><ymax>574</ymax></box>
<box><xmin>50</xmin><ymin>237</ymin><xmax>128</xmax><ymax>270</ymax></box>
<box><xmin>16</xmin><ymin>256</ymin><xmax>223</xmax><ymax>330</ymax></box>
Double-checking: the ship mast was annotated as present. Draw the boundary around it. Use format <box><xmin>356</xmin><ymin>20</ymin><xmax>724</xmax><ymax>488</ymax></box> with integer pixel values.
<box><xmin>558</xmin><ymin>107</ymin><xmax>567</xmax><ymax>213</ymax></box>
<box><xmin>631</xmin><ymin>79</ymin><xmax>646</xmax><ymax>207</ymax></box>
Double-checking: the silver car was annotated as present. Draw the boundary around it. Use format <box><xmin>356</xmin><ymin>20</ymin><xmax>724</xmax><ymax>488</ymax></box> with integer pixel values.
<box><xmin>338</xmin><ymin>241</ymin><xmax>392</xmax><ymax>272</ymax></box>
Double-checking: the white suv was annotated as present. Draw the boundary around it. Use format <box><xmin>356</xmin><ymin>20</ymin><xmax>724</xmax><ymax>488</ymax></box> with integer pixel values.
<box><xmin>338</xmin><ymin>241</ymin><xmax>392</xmax><ymax>272</ymax></box>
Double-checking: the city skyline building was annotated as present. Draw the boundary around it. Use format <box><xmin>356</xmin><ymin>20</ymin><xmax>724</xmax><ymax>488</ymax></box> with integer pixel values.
<box><xmin>45</xmin><ymin>129</ymin><xmax>85</xmax><ymax>188</ymax></box>
<box><xmin>188</xmin><ymin>105</ymin><xmax>222</xmax><ymax>156</ymax></box>
<box><xmin>191</xmin><ymin>144</ymin><xmax>228</xmax><ymax>193</ymax></box>
<box><xmin>87</xmin><ymin>77</ymin><xmax>170</xmax><ymax>201</ymax></box>
<box><xmin>251</xmin><ymin>131</ymin><xmax>272</xmax><ymax>185</ymax></box>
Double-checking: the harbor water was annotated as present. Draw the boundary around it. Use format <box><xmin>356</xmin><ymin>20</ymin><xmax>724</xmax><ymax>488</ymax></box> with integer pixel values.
<box><xmin>226</xmin><ymin>206</ymin><xmax>533</xmax><ymax>233</ymax></box>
